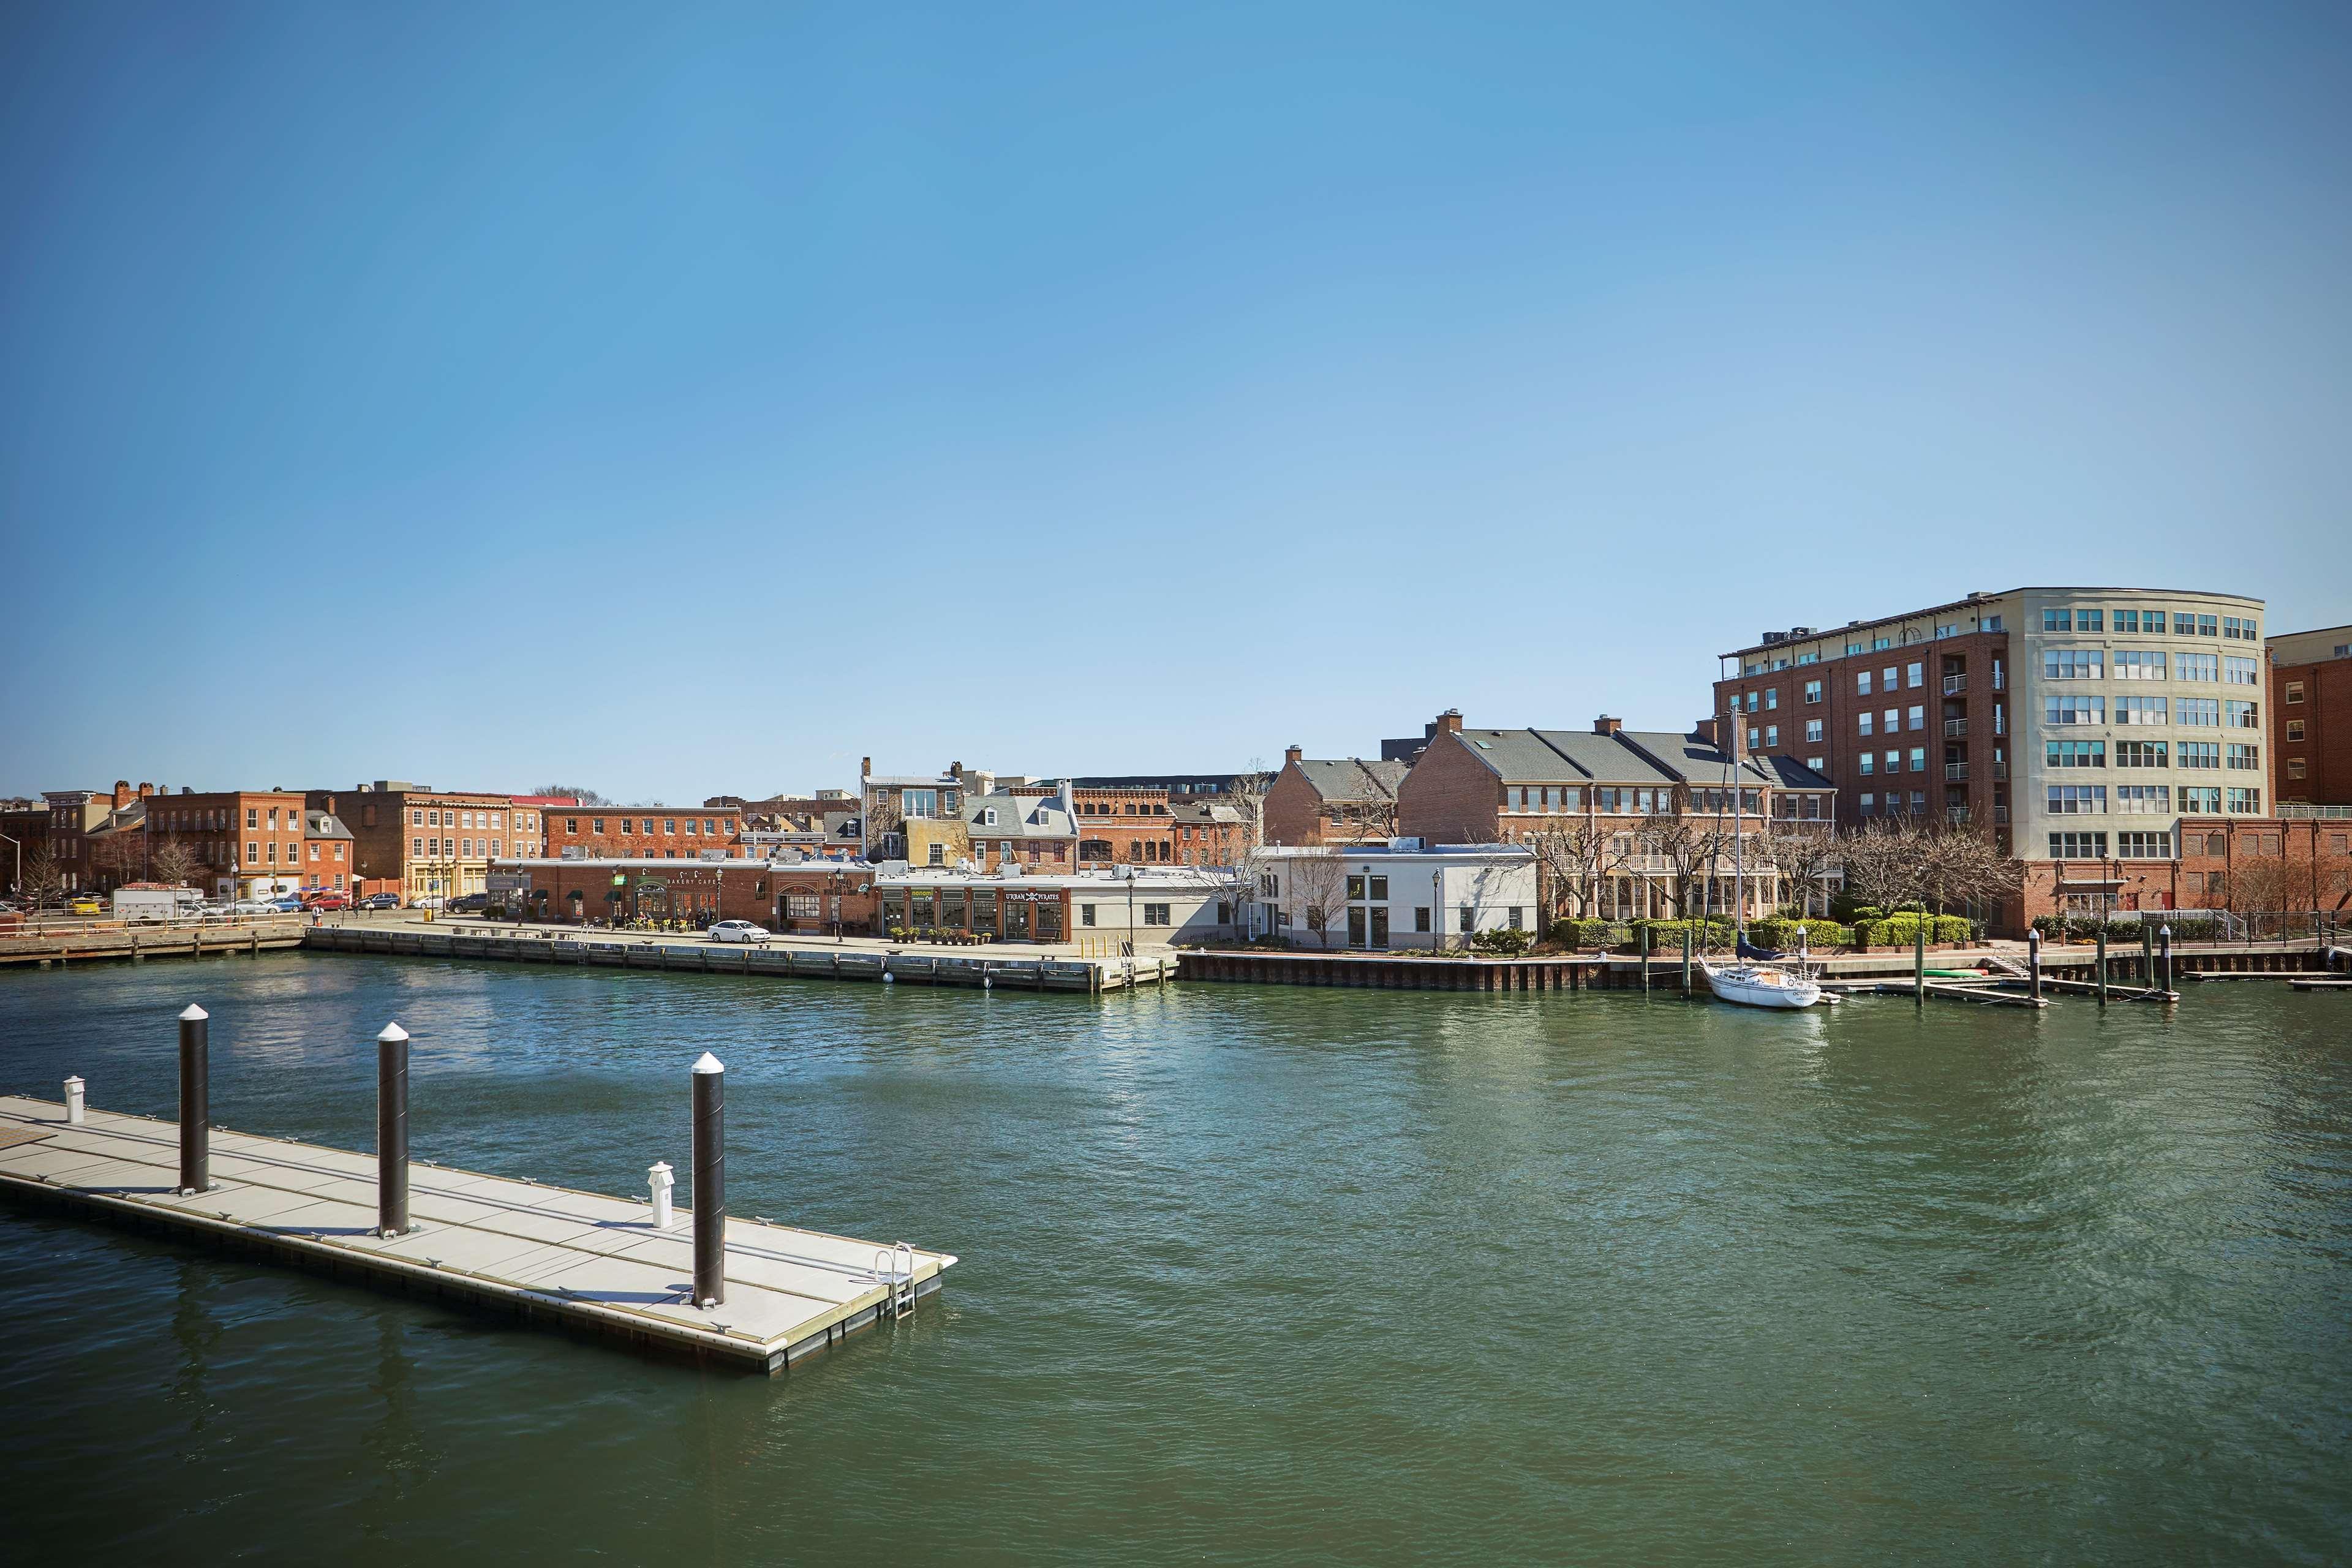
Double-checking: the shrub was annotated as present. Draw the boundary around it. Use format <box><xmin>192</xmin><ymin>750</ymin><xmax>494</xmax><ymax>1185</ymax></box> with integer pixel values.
<box><xmin>1747</xmin><ymin>917</ymin><xmax>1852</xmax><ymax>951</ymax></box>
<box><xmin>1472</xmin><ymin>927</ymin><xmax>1535</xmax><ymax>957</ymax></box>
<box><xmin>1553</xmin><ymin>918</ymin><xmax>1628</xmax><ymax>950</ymax></box>
<box><xmin>1861</xmin><ymin>914</ymin><xmax>1971</xmax><ymax>946</ymax></box>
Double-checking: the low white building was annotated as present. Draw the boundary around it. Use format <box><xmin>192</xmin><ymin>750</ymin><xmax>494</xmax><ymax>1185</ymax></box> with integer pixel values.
<box><xmin>879</xmin><ymin>865</ymin><xmax>1235</xmax><ymax>947</ymax></box>
<box><xmin>1253</xmin><ymin>842</ymin><xmax>1539</xmax><ymax>951</ymax></box>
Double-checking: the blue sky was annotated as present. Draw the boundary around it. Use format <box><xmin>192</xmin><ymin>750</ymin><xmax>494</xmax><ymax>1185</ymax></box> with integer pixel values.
<box><xmin>4</xmin><ymin>2</ymin><xmax>2347</xmax><ymax>801</ymax></box>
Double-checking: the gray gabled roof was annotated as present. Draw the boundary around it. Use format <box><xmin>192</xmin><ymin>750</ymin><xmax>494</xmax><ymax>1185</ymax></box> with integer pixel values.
<box><xmin>1615</xmin><ymin>731</ymin><xmax>1778</xmax><ymax>789</ymax></box>
<box><xmin>1449</xmin><ymin>728</ymin><xmax>1682</xmax><ymax>786</ymax></box>
<box><xmin>1746</xmin><ymin>753</ymin><xmax>1836</xmax><ymax>791</ymax></box>
<box><xmin>963</xmin><ymin>791</ymin><xmax>1075</xmax><ymax>838</ymax></box>
<box><xmin>1292</xmin><ymin>757</ymin><xmax>1408</xmax><ymax>802</ymax></box>
<box><xmin>306</xmin><ymin>810</ymin><xmax>355</xmax><ymax>839</ymax></box>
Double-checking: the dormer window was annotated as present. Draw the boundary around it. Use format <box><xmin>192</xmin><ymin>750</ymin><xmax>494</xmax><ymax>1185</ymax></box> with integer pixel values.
<box><xmin>983</xmin><ymin>808</ymin><xmax>998</xmax><ymax>826</ymax></box>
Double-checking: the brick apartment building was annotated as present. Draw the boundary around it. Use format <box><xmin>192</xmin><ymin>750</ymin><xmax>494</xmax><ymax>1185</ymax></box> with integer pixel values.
<box><xmin>331</xmin><ymin>782</ymin><xmax>546</xmax><ymax>904</ymax></box>
<box><xmin>2270</xmin><ymin>624</ymin><xmax>2352</xmax><ymax>806</ymax></box>
<box><xmin>1717</xmin><ymin>586</ymin><xmax>2277</xmax><ymax>930</ymax></box>
<box><xmin>1264</xmin><ymin>750</ymin><xmax>1411</xmax><ymax>846</ymax></box>
<box><xmin>543</xmin><ymin>803</ymin><xmax>745</xmax><ymax>861</ymax></box>
<box><xmin>142</xmin><ymin>789</ymin><xmax>313</xmax><ymax>899</ymax></box>
<box><xmin>2027</xmin><ymin>813</ymin><xmax>2352</xmax><ymax>922</ymax></box>
<box><xmin>1396</xmin><ymin>716</ymin><xmax>1834</xmax><ymax>919</ymax></box>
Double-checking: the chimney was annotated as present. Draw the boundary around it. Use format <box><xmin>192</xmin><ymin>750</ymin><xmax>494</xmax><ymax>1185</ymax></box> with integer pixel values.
<box><xmin>113</xmin><ymin>780</ymin><xmax>133</xmax><ymax>807</ymax></box>
<box><xmin>1058</xmin><ymin>777</ymin><xmax>1073</xmax><ymax>815</ymax></box>
<box><xmin>1593</xmin><ymin>715</ymin><xmax>1622</xmax><ymax>736</ymax></box>
<box><xmin>1284</xmin><ymin>745</ymin><xmax>1303</xmax><ymax>766</ymax></box>
<box><xmin>1693</xmin><ymin>717</ymin><xmax>1719</xmax><ymax>745</ymax></box>
<box><xmin>1430</xmin><ymin>709</ymin><xmax>1463</xmax><ymax>737</ymax></box>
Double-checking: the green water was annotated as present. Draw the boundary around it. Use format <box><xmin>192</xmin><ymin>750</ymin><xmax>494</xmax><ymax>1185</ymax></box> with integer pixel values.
<box><xmin>1</xmin><ymin>954</ymin><xmax>2346</xmax><ymax>1564</ymax></box>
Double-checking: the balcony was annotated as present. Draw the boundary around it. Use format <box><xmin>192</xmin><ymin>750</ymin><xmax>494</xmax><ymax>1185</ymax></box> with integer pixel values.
<box><xmin>1943</xmin><ymin>674</ymin><xmax>1968</xmax><ymax>695</ymax></box>
<box><xmin>1992</xmin><ymin>805</ymin><xmax>2010</xmax><ymax>824</ymax></box>
<box><xmin>2277</xmin><ymin>802</ymin><xmax>2352</xmax><ymax>820</ymax></box>
<box><xmin>1943</xmin><ymin>718</ymin><xmax>1968</xmax><ymax>738</ymax></box>
<box><xmin>1992</xmin><ymin>761</ymin><xmax>2008</xmax><ymax>780</ymax></box>
<box><xmin>1945</xmin><ymin>763</ymin><xmax>1969</xmax><ymax>782</ymax></box>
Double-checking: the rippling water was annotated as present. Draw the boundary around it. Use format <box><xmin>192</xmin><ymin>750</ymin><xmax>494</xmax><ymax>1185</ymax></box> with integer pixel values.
<box><xmin>1</xmin><ymin>954</ymin><xmax>2346</xmax><ymax>1564</ymax></box>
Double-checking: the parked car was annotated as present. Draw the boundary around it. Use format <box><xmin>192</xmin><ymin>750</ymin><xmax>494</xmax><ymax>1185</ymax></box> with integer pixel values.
<box><xmin>302</xmin><ymin>891</ymin><xmax>350</xmax><ymax>910</ymax></box>
<box><xmin>358</xmin><ymin>892</ymin><xmax>401</xmax><ymax>910</ymax></box>
<box><xmin>448</xmin><ymin>893</ymin><xmax>492</xmax><ymax>913</ymax></box>
<box><xmin>266</xmin><ymin>895</ymin><xmax>301</xmax><ymax>912</ymax></box>
<box><xmin>67</xmin><ymin>894</ymin><xmax>104</xmax><ymax>915</ymax></box>
<box><xmin>410</xmin><ymin>895</ymin><xmax>445</xmax><ymax>911</ymax></box>
<box><xmin>707</xmin><ymin>920</ymin><xmax>771</xmax><ymax>945</ymax></box>
<box><xmin>230</xmin><ymin>899</ymin><xmax>275</xmax><ymax>915</ymax></box>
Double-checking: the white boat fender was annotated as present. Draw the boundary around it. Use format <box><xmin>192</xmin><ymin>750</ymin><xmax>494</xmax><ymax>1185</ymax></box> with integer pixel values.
<box><xmin>881</xmin><ymin>970</ymin><xmax>894</xmax><ymax>984</ymax></box>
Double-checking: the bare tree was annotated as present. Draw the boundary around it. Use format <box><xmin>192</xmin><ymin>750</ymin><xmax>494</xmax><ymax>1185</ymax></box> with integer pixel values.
<box><xmin>1287</xmin><ymin>855</ymin><xmax>1351</xmax><ymax>949</ymax></box>
<box><xmin>1648</xmin><ymin>792</ymin><xmax>1733</xmax><ymax>918</ymax></box>
<box><xmin>1526</xmin><ymin>820</ymin><xmax>1634</xmax><ymax>922</ymax></box>
<box><xmin>17</xmin><ymin>843</ymin><xmax>65</xmax><ymax>908</ymax></box>
<box><xmin>862</xmin><ymin>795</ymin><xmax>904</xmax><ymax>861</ymax></box>
<box><xmin>149</xmin><ymin>839</ymin><xmax>201</xmax><ymax>889</ymax></box>
<box><xmin>533</xmin><ymin>783</ymin><xmax>611</xmax><ymax>807</ymax></box>
<box><xmin>2222</xmin><ymin>853</ymin><xmax>2298</xmax><ymax>916</ymax></box>
<box><xmin>88</xmin><ymin>827</ymin><xmax>147</xmax><ymax>891</ymax></box>
<box><xmin>1224</xmin><ymin>764</ymin><xmax>1271</xmax><ymax>856</ymax></box>
<box><xmin>1837</xmin><ymin>818</ymin><xmax>1924</xmax><ymax>911</ymax></box>
<box><xmin>1759</xmin><ymin>820</ymin><xmax>1839</xmax><ymax>916</ymax></box>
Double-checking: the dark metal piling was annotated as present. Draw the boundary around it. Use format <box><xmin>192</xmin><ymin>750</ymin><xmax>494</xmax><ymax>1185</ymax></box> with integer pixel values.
<box><xmin>2095</xmin><ymin>930</ymin><xmax>2108</xmax><ymax>1006</ymax></box>
<box><xmin>1913</xmin><ymin>922</ymin><xmax>1926</xmax><ymax>1005</ymax></box>
<box><xmin>178</xmin><ymin>1004</ymin><xmax>211</xmax><ymax>1194</ymax></box>
<box><xmin>377</xmin><ymin>1022</ymin><xmax>410</xmax><ymax>1236</ymax></box>
<box><xmin>692</xmin><ymin>1052</ymin><xmax>726</xmax><ymax>1307</ymax></box>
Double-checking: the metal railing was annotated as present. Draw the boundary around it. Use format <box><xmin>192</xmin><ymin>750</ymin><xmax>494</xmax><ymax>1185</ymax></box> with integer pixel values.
<box><xmin>1945</xmin><ymin>763</ymin><xmax>1969</xmax><ymax>782</ymax></box>
<box><xmin>2277</xmin><ymin>802</ymin><xmax>2352</xmax><ymax>820</ymax></box>
<box><xmin>1943</xmin><ymin>718</ymin><xmax>1968</xmax><ymax>737</ymax></box>
<box><xmin>1943</xmin><ymin>674</ymin><xmax>1967</xmax><ymax>695</ymax></box>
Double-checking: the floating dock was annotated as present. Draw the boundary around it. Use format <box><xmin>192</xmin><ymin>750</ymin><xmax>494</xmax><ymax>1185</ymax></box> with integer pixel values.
<box><xmin>303</xmin><ymin>924</ymin><xmax>1171</xmax><ymax>992</ymax></box>
<box><xmin>0</xmin><ymin>1094</ymin><xmax>953</xmax><ymax>1374</ymax></box>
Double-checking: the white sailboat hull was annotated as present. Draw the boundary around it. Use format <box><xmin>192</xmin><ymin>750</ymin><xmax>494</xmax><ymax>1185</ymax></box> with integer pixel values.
<box><xmin>1699</xmin><ymin>959</ymin><xmax>1822</xmax><ymax>1009</ymax></box>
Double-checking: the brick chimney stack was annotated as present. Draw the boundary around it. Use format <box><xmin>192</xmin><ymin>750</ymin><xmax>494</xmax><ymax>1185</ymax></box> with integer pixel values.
<box><xmin>112</xmin><ymin>780</ymin><xmax>134</xmax><ymax>807</ymax></box>
<box><xmin>1432</xmin><ymin>709</ymin><xmax>1463</xmax><ymax>736</ymax></box>
<box><xmin>1593</xmin><ymin>715</ymin><xmax>1622</xmax><ymax>736</ymax></box>
<box><xmin>1693</xmin><ymin>718</ymin><xmax>1719</xmax><ymax>745</ymax></box>
<box><xmin>1284</xmin><ymin>745</ymin><xmax>1303</xmax><ymax>766</ymax></box>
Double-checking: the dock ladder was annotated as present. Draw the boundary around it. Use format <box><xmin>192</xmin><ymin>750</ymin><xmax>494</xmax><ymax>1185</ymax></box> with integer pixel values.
<box><xmin>875</xmin><ymin>1242</ymin><xmax>916</xmax><ymax>1321</ymax></box>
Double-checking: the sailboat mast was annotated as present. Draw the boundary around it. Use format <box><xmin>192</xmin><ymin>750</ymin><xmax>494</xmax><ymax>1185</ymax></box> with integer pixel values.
<box><xmin>1732</xmin><ymin>704</ymin><xmax>1744</xmax><ymax>938</ymax></box>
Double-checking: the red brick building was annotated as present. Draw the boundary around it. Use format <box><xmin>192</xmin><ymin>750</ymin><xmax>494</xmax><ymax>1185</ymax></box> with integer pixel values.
<box><xmin>142</xmin><ymin>789</ymin><xmax>312</xmax><ymax>899</ymax></box>
<box><xmin>2023</xmin><ymin>814</ymin><xmax>2352</xmax><ymax>922</ymax></box>
<box><xmin>1264</xmin><ymin>750</ymin><xmax>1411</xmax><ymax>847</ymax></box>
<box><xmin>544</xmin><ymin>804</ymin><xmax>745</xmax><ymax>861</ymax></box>
<box><xmin>2271</xmin><ymin>625</ymin><xmax>2352</xmax><ymax>807</ymax></box>
<box><xmin>329</xmin><ymin>783</ymin><xmax>535</xmax><ymax>905</ymax></box>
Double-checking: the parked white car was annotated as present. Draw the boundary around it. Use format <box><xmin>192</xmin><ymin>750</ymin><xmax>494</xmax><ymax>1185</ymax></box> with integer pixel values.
<box><xmin>229</xmin><ymin>899</ymin><xmax>275</xmax><ymax>915</ymax></box>
<box><xmin>707</xmin><ymin>920</ymin><xmax>771</xmax><ymax>945</ymax></box>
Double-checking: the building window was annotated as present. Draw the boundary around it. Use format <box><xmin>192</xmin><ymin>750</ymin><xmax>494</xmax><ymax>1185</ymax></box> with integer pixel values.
<box><xmin>1907</xmin><ymin>706</ymin><xmax>1924</xmax><ymax>731</ymax></box>
<box><xmin>1144</xmin><ymin>903</ymin><xmax>1171</xmax><ymax>925</ymax></box>
<box><xmin>2043</xmin><ymin>649</ymin><xmax>2103</xmax><ymax>680</ymax></box>
<box><xmin>1458</xmin><ymin>905</ymin><xmax>1474</xmax><ymax>933</ymax></box>
<box><xmin>1806</xmin><ymin>756</ymin><xmax>1826</xmax><ymax>773</ymax></box>
<box><xmin>2227</xmin><ymin>744</ymin><xmax>2260</xmax><ymax>771</ymax></box>
<box><xmin>2180</xmin><ymin>786</ymin><xmax>2221</xmax><ymax>813</ymax></box>
<box><xmin>1765</xmin><ymin>688</ymin><xmax>1779</xmax><ymax>710</ymax></box>
<box><xmin>2286</xmin><ymin>720</ymin><xmax>2305</xmax><ymax>742</ymax></box>
<box><xmin>2113</xmin><ymin>651</ymin><xmax>2166</xmax><ymax>680</ymax></box>
<box><xmin>2116</xmin><ymin>831</ymin><xmax>2171</xmax><ymax>859</ymax></box>
<box><xmin>2288</xmin><ymin>760</ymin><xmax>2308</xmax><ymax>780</ymax></box>
<box><xmin>2224</xmin><ymin>657</ymin><xmax>2260</xmax><ymax>686</ymax></box>
<box><xmin>665</xmin><ymin>819</ymin><xmax>677</xmax><ymax>834</ymax></box>
<box><xmin>2047</xmin><ymin>785</ymin><xmax>2107</xmax><ymax>815</ymax></box>
<box><xmin>2177</xmin><ymin>698</ymin><xmax>2220</xmax><ymax>726</ymax></box>
<box><xmin>903</xmin><ymin>790</ymin><xmax>939</xmax><ymax>819</ymax></box>
<box><xmin>2047</xmin><ymin>741</ymin><xmax>2105</xmax><ymax>768</ymax></box>
<box><xmin>2196</xmin><ymin>614</ymin><xmax>2217</xmax><ymax>636</ymax></box>
<box><xmin>2177</xmin><ymin>653</ymin><xmax>2218</xmax><ymax>682</ymax></box>
<box><xmin>2178</xmin><ymin>741</ymin><xmax>2220</xmax><ymax>769</ymax></box>
<box><xmin>1765</xmin><ymin>725</ymin><xmax>1779</xmax><ymax>747</ymax></box>
<box><xmin>1858</xmin><ymin>755</ymin><xmax>1875</xmax><ymax>776</ymax></box>
<box><xmin>2286</xmin><ymin>682</ymin><xmax>2305</xmax><ymax>704</ymax></box>
<box><xmin>2225</xmin><ymin>701</ymin><xmax>2258</xmax><ymax>729</ymax></box>
<box><xmin>1858</xmin><ymin>793</ymin><xmax>1875</xmax><ymax>815</ymax></box>
<box><xmin>2226</xmin><ymin>788</ymin><xmax>2261</xmax><ymax>814</ymax></box>
<box><xmin>1804</xmin><ymin>720</ymin><xmax>1823</xmax><ymax>744</ymax></box>
<box><xmin>2045</xmin><ymin>696</ymin><xmax>2105</xmax><ymax>726</ymax></box>
<box><xmin>2042</xmin><ymin>608</ymin><xmax>2071</xmax><ymax>631</ymax></box>
<box><xmin>2116</xmin><ymin>741</ymin><xmax>2169</xmax><ymax>767</ymax></box>
<box><xmin>2115</xmin><ymin>696</ymin><xmax>2167</xmax><ymax>725</ymax></box>
<box><xmin>2116</xmin><ymin>785</ymin><xmax>2170</xmax><ymax>813</ymax></box>
<box><xmin>1856</xmin><ymin>671</ymin><xmax>1872</xmax><ymax>696</ymax></box>
<box><xmin>1858</xmin><ymin>713</ymin><xmax>1874</xmax><ymax>737</ymax></box>
<box><xmin>2048</xmin><ymin>831</ymin><xmax>2107</xmax><ymax>859</ymax></box>
<box><xmin>1908</xmin><ymin>748</ymin><xmax>1926</xmax><ymax>772</ymax></box>
<box><xmin>1081</xmin><ymin>903</ymin><xmax>1096</xmax><ymax>926</ymax></box>
<box><xmin>1804</xmin><ymin>680</ymin><xmax>1822</xmax><ymax>704</ymax></box>
<box><xmin>1906</xmin><ymin>662</ymin><xmax>1923</xmax><ymax>688</ymax></box>
<box><xmin>592</xmin><ymin>818</ymin><xmax>606</xmax><ymax>833</ymax></box>
<box><xmin>246</xmin><ymin>842</ymin><xmax>258</xmax><ymax>863</ymax></box>
<box><xmin>2078</xmin><ymin>609</ymin><xmax>2104</xmax><ymax>631</ymax></box>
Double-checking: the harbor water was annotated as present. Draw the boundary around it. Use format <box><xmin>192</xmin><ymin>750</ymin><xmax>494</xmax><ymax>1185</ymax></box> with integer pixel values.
<box><xmin>1</xmin><ymin>953</ymin><xmax>2346</xmax><ymax>1564</ymax></box>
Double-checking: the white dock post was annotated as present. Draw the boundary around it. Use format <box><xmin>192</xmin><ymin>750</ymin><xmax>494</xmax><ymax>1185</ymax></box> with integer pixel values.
<box><xmin>691</xmin><ymin>1052</ymin><xmax>726</xmax><ymax>1307</ymax></box>
<box><xmin>178</xmin><ymin>1004</ymin><xmax>211</xmax><ymax>1194</ymax></box>
<box><xmin>649</xmin><ymin>1161</ymin><xmax>674</xmax><ymax>1229</ymax></box>
<box><xmin>63</xmin><ymin>1076</ymin><xmax>85</xmax><ymax>1125</ymax></box>
<box><xmin>2027</xmin><ymin>928</ymin><xmax>2042</xmax><ymax>1003</ymax></box>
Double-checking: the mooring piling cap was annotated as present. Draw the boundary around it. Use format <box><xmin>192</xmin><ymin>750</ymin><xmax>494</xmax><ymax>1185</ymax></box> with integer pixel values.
<box><xmin>179</xmin><ymin>1004</ymin><xmax>208</xmax><ymax>1022</ymax></box>
<box><xmin>377</xmin><ymin>1022</ymin><xmax>410</xmax><ymax>1043</ymax></box>
<box><xmin>691</xmin><ymin>1051</ymin><xmax>725</xmax><ymax>1075</ymax></box>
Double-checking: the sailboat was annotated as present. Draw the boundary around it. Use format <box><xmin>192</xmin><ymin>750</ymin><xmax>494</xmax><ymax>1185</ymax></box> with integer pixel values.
<box><xmin>1697</xmin><ymin>717</ymin><xmax>1823</xmax><ymax>1010</ymax></box>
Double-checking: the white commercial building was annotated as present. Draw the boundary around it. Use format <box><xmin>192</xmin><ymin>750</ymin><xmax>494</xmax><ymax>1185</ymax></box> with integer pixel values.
<box><xmin>1253</xmin><ymin>842</ymin><xmax>1539</xmax><ymax>951</ymax></box>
